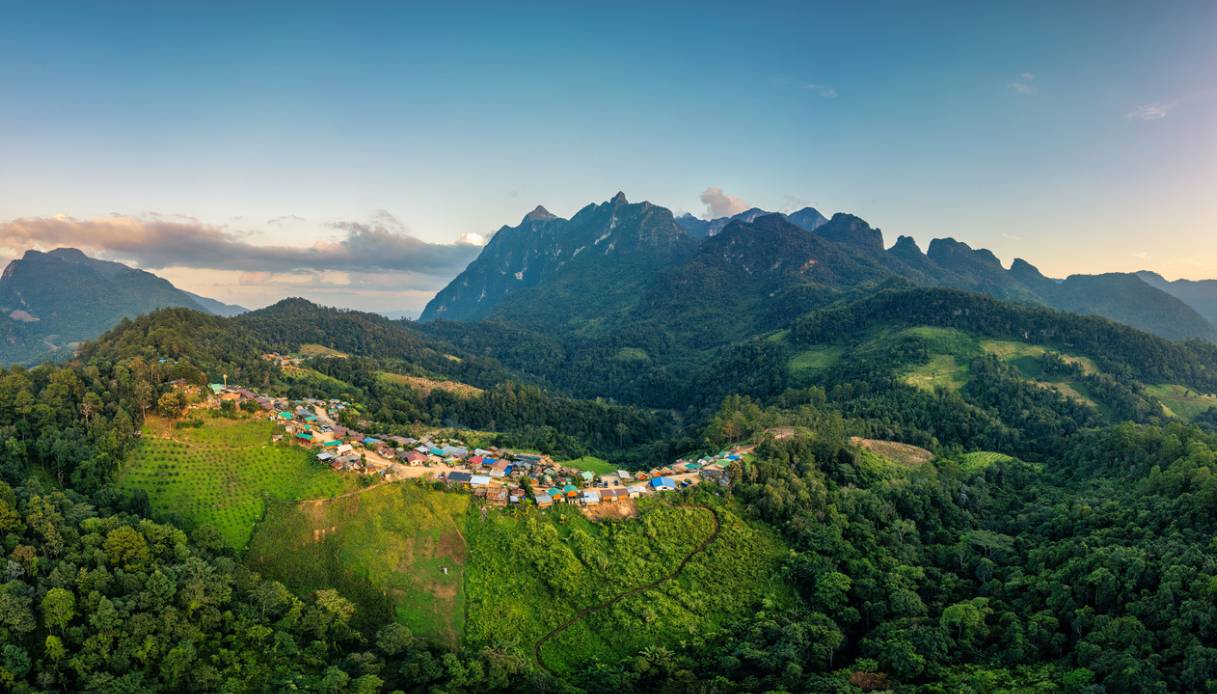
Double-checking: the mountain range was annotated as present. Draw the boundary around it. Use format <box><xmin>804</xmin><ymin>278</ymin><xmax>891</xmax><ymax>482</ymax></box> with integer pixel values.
<box><xmin>421</xmin><ymin>193</ymin><xmax>1217</xmax><ymax>344</ymax></box>
<box><xmin>0</xmin><ymin>248</ymin><xmax>245</xmax><ymax>364</ymax></box>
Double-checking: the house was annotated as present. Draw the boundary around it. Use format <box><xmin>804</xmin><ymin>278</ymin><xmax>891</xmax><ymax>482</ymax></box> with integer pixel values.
<box><xmin>487</xmin><ymin>488</ymin><xmax>509</xmax><ymax>506</ymax></box>
<box><xmin>508</xmin><ymin>489</ymin><xmax>525</xmax><ymax>504</ymax></box>
<box><xmin>447</xmin><ymin>471</ymin><xmax>473</xmax><ymax>486</ymax></box>
<box><xmin>535</xmin><ymin>494</ymin><xmax>553</xmax><ymax>508</ymax></box>
<box><xmin>650</xmin><ymin>477</ymin><xmax>676</xmax><ymax>491</ymax></box>
<box><xmin>617</xmin><ymin>469</ymin><xmax>632</xmax><ymax>481</ymax></box>
<box><xmin>473</xmin><ymin>448</ymin><xmax>495</xmax><ymax>458</ymax></box>
<box><xmin>627</xmin><ymin>485</ymin><xmax>647</xmax><ymax>498</ymax></box>
<box><xmin>468</xmin><ymin>455</ymin><xmax>484</xmax><ymax>466</ymax></box>
<box><xmin>563</xmin><ymin>483</ymin><xmax>579</xmax><ymax>499</ymax></box>
<box><xmin>295</xmin><ymin>432</ymin><xmax>314</xmax><ymax>445</ymax></box>
<box><xmin>317</xmin><ymin>452</ymin><xmax>335</xmax><ymax>463</ymax></box>
<box><xmin>402</xmin><ymin>451</ymin><xmax>427</xmax><ymax>465</ymax></box>
<box><xmin>363</xmin><ymin>437</ymin><xmax>382</xmax><ymax>447</ymax></box>
<box><xmin>336</xmin><ymin>443</ymin><xmax>353</xmax><ymax>455</ymax></box>
<box><xmin>582</xmin><ymin>490</ymin><xmax>601</xmax><ymax>506</ymax></box>
<box><xmin>278</xmin><ymin>411</ymin><xmax>294</xmax><ymax>421</ymax></box>
<box><xmin>601</xmin><ymin>488</ymin><xmax>629</xmax><ymax>502</ymax></box>
<box><xmin>322</xmin><ymin>439</ymin><xmax>340</xmax><ymax>449</ymax></box>
<box><xmin>470</xmin><ymin>474</ymin><xmax>492</xmax><ymax>488</ymax></box>
<box><xmin>489</xmin><ymin>460</ymin><xmax>511</xmax><ymax>478</ymax></box>
<box><xmin>579</xmin><ymin>470</ymin><xmax>595</xmax><ymax>484</ymax></box>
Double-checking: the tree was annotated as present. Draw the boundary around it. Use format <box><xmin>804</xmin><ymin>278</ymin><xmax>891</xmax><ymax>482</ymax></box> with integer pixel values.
<box><xmin>40</xmin><ymin>588</ymin><xmax>75</xmax><ymax>632</ymax></box>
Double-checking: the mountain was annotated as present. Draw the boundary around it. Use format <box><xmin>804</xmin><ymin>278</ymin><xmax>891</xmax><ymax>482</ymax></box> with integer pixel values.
<box><xmin>0</xmin><ymin>247</ymin><xmax>245</xmax><ymax>364</ymax></box>
<box><xmin>420</xmin><ymin>193</ymin><xmax>696</xmax><ymax>325</ymax></box>
<box><xmin>1137</xmin><ymin>271</ymin><xmax>1217</xmax><ymax>327</ymax></box>
<box><xmin>674</xmin><ymin>205</ymin><xmax>827</xmax><ymax>238</ymax></box>
<box><xmin>424</xmin><ymin>193</ymin><xmax>1217</xmax><ymax>345</ymax></box>
<box><xmin>183</xmin><ymin>291</ymin><xmax>247</xmax><ymax>317</ymax></box>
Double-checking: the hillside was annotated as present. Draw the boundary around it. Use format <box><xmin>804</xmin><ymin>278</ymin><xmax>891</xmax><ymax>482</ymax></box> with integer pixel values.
<box><xmin>0</xmin><ymin>247</ymin><xmax>244</xmax><ymax>364</ymax></box>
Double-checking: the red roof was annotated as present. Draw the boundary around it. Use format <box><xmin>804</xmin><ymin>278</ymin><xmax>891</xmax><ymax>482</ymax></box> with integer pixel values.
<box><xmin>468</xmin><ymin>455</ymin><xmax>484</xmax><ymax>466</ymax></box>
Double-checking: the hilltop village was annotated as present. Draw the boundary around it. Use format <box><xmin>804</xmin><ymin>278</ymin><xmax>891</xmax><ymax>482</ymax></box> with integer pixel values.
<box><xmin>182</xmin><ymin>377</ymin><xmax>745</xmax><ymax>512</ymax></box>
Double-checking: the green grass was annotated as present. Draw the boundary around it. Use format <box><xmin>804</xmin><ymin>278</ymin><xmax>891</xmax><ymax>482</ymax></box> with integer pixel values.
<box><xmin>247</xmin><ymin>483</ymin><xmax>471</xmax><ymax>644</ymax></box>
<box><xmin>1146</xmin><ymin>384</ymin><xmax>1217</xmax><ymax>421</ymax></box>
<box><xmin>958</xmin><ymin>451</ymin><xmax>1016</xmax><ymax>473</ymax></box>
<box><xmin>981</xmin><ymin>339</ymin><xmax>1098</xmax><ymax>376</ymax></box>
<box><xmin>901</xmin><ymin>326</ymin><xmax>980</xmax><ymax>355</ymax></box>
<box><xmin>116</xmin><ymin>416</ymin><xmax>358</xmax><ymax>550</ymax></box>
<box><xmin>463</xmin><ymin>494</ymin><xmax>793</xmax><ymax>674</ymax></box>
<box><xmin>299</xmin><ymin>343</ymin><xmax>349</xmax><ymax>358</ymax></box>
<box><xmin>561</xmin><ymin>456</ymin><xmax>616</xmax><ymax>475</ymax></box>
<box><xmin>904</xmin><ymin>354</ymin><xmax>968</xmax><ymax>392</ymax></box>
<box><xmin>788</xmin><ymin>346</ymin><xmax>843</xmax><ymax>377</ymax></box>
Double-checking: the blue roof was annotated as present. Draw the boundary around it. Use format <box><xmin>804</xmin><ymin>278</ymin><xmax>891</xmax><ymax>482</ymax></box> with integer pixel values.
<box><xmin>363</xmin><ymin>437</ymin><xmax>381</xmax><ymax>445</ymax></box>
<box><xmin>651</xmin><ymin>477</ymin><xmax>676</xmax><ymax>488</ymax></box>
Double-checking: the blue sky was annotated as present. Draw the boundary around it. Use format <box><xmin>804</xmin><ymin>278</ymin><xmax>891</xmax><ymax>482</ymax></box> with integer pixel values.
<box><xmin>1</xmin><ymin>1</ymin><xmax>1214</xmax><ymax>313</ymax></box>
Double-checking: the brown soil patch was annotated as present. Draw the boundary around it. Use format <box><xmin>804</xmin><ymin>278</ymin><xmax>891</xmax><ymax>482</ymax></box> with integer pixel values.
<box><xmin>580</xmin><ymin>499</ymin><xmax>639</xmax><ymax>520</ymax></box>
<box><xmin>851</xmin><ymin>437</ymin><xmax>935</xmax><ymax>466</ymax></box>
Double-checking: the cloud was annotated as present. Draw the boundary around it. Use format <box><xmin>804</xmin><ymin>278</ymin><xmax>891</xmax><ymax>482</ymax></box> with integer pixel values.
<box><xmin>802</xmin><ymin>83</ymin><xmax>838</xmax><ymax>99</ymax></box>
<box><xmin>0</xmin><ymin>213</ymin><xmax>483</xmax><ymax>279</ymax></box>
<box><xmin>267</xmin><ymin>214</ymin><xmax>306</xmax><ymax>225</ymax></box>
<box><xmin>1126</xmin><ymin>102</ymin><xmax>1172</xmax><ymax>121</ymax></box>
<box><xmin>699</xmin><ymin>187</ymin><xmax>751</xmax><ymax>219</ymax></box>
<box><xmin>1009</xmin><ymin>72</ymin><xmax>1035</xmax><ymax>94</ymax></box>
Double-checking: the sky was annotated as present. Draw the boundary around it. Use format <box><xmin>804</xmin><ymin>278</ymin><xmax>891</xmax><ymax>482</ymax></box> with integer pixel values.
<box><xmin>1</xmin><ymin>1</ymin><xmax>1215</xmax><ymax>315</ymax></box>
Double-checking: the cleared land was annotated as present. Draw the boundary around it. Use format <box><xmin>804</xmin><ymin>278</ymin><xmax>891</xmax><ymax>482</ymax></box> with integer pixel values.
<box><xmin>247</xmin><ymin>483</ymin><xmax>471</xmax><ymax>644</ymax></box>
<box><xmin>561</xmin><ymin>456</ymin><xmax>616</xmax><ymax>475</ymax></box>
<box><xmin>788</xmin><ymin>345</ymin><xmax>844</xmax><ymax>378</ymax></box>
<box><xmin>851</xmin><ymin>437</ymin><xmax>935</xmax><ymax>467</ymax></box>
<box><xmin>299</xmin><ymin>343</ymin><xmax>349</xmax><ymax>358</ymax></box>
<box><xmin>463</xmin><ymin>496</ymin><xmax>793</xmax><ymax>675</ymax></box>
<box><xmin>1147</xmin><ymin>384</ymin><xmax>1217</xmax><ymax>421</ymax></box>
<box><xmin>116</xmin><ymin>416</ymin><xmax>358</xmax><ymax>549</ymax></box>
<box><xmin>378</xmin><ymin>371</ymin><xmax>483</xmax><ymax>397</ymax></box>
<box><xmin>958</xmin><ymin>451</ymin><xmax>1016</xmax><ymax>473</ymax></box>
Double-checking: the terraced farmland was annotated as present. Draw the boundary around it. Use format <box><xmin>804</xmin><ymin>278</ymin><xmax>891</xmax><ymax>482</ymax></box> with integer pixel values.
<box><xmin>116</xmin><ymin>416</ymin><xmax>358</xmax><ymax>549</ymax></box>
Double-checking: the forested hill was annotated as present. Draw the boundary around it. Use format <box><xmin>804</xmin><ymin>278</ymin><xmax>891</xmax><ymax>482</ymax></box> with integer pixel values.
<box><xmin>0</xmin><ymin>247</ymin><xmax>244</xmax><ymax>365</ymax></box>
<box><xmin>422</xmin><ymin>193</ymin><xmax>1217</xmax><ymax>343</ymax></box>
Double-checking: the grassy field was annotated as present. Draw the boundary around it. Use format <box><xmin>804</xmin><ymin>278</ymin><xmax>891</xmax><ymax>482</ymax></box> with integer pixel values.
<box><xmin>788</xmin><ymin>345</ymin><xmax>844</xmax><ymax>378</ymax></box>
<box><xmin>247</xmin><ymin>483</ymin><xmax>471</xmax><ymax>644</ymax></box>
<box><xmin>463</xmin><ymin>494</ymin><xmax>793</xmax><ymax>674</ymax></box>
<box><xmin>958</xmin><ymin>451</ymin><xmax>1016</xmax><ymax>473</ymax></box>
<box><xmin>981</xmin><ymin>339</ymin><xmax>1098</xmax><ymax>376</ymax></box>
<box><xmin>1147</xmin><ymin>384</ymin><xmax>1217</xmax><ymax>421</ymax></box>
<box><xmin>299</xmin><ymin>343</ymin><xmax>349</xmax><ymax>358</ymax></box>
<box><xmin>851</xmin><ymin>437</ymin><xmax>935</xmax><ymax>468</ymax></box>
<box><xmin>378</xmin><ymin>371</ymin><xmax>483</xmax><ymax>397</ymax></box>
<box><xmin>904</xmin><ymin>354</ymin><xmax>968</xmax><ymax>392</ymax></box>
<box><xmin>560</xmin><ymin>456</ymin><xmax>616</xmax><ymax>475</ymax></box>
<box><xmin>115</xmin><ymin>416</ymin><xmax>358</xmax><ymax>549</ymax></box>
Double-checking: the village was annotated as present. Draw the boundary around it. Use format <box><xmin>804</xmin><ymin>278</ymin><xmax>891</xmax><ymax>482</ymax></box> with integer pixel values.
<box><xmin>193</xmin><ymin>379</ymin><xmax>745</xmax><ymax>513</ymax></box>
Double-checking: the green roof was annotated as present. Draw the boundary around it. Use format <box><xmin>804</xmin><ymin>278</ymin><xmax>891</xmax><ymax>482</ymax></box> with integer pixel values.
<box><xmin>546</xmin><ymin>487</ymin><xmax>562</xmax><ymax>497</ymax></box>
<box><xmin>322</xmin><ymin>440</ymin><xmax>339</xmax><ymax>447</ymax></box>
<box><xmin>563</xmin><ymin>484</ymin><xmax>578</xmax><ymax>493</ymax></box>
<box><xmin>296</xmin><ymin>432</ymin><xmax>313</xmax><ymax>440</ymax></box>
<box><xmin>580</xmin><ymin>470</ymin><xmax>595</xmax><ymax>480</ymax></box>
<box><xmin>209</xmin><ymin>383</ymin><xmax>224</xmax><ymax>394</ymax></box>
<box><xmin>278</xmin><ymin>411</ymin><xmax>293</xmax><ymax>419</ymax></box>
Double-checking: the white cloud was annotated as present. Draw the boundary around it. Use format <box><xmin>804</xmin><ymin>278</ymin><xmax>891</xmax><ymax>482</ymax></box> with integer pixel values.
<box><xmin>1009</xmin><ymin>72</ymin><xmax>1035</xmax><ymax>94</ymax></box>
<box><xmin>699</xmin><ymin>187</ymin><xmax>751</xmax><ymax>219</ymax></box>
<box><xmin>1126</xmin><ymin>102</ymin><xmax>1172</xmax><ymax>121</ymax></box>
<box><xmin>458</xmin><ymin>232</ymin><xmax>487</xmax><ymax>246</ymax></box>
<box><xmin>802</xmin><ymin>83</ymin><xmax>838</xmax><ymax>99</ymax></box>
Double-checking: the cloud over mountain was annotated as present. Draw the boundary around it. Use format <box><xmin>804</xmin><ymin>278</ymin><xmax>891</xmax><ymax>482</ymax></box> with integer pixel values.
<box><xmin>0</xmin><ymin>213</ymin><xmax>481</xmax><ymax>277</ymax></box>
<box><xmin>700</xmin><ymin>187</ymin><xmax>750</xmax><ymax>219</ymax></box>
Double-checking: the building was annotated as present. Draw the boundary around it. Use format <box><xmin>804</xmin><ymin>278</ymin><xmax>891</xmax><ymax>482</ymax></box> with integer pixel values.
<box><xmin>650</xmin><ymin>477</ymin><xmax>676</xmax><ymax>491</ymax></box>
<box><xmin>470</xmin><ymin>474</ymin><xmax>492</xmax><ymax>488</ymax></box>
<box><xmin>582</xmin><ymin>490</ymin><xmax>601</xmax><ymax>506</ymax></box>
<box><xmin>447</xmin><ymin>471</ymin><xmax>473</xmax><ymax>486</ymax></box>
